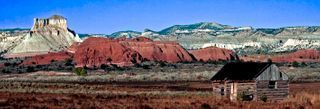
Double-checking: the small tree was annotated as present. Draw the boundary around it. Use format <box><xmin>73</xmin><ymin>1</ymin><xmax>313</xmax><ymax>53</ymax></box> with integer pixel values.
<box><xmin>200</xmin><ymin>103</ymin><xmax>211</xmax><ymax>109</ymax></box>
<box><xmin>26</xmin><ymin>66</ymin><xmax>35</xmax><ymax>72</ymax></box>
<box><xmin>260</xmin><ymin>95</ymin><xmax>268</xmax><ymax>102</ymax></box>
<box><xmin>100</xmin><ymin>64</ymin><xmax>112</xmax><ymax>71</ymax></box>
<box><xmin>65</xmin><ymin>59</ymin><xmax>73</xmax><ymax>66</ymax></box>
<box><xmin>292</xmin><ymin>61</ymin><xmax>300</xmax><ymax>67</ymax></box>
<box><xmin>100</xmin><ymin>64</ymin><xmax>107</xmax><ymax>70</ymax></box>
<box><xmin>267</xmin><ymin>58</ymin><xmax>272</xmax><ymax>63</ymax></box>
<box><xmin>4</xmin><ymin>62</ymin><xmax>11</xmax><ymax>67</ymax></box>
<box><xmin>237</xmin><ymin>89</ymin><xmax>254</xmax><ymax>101</ymax></box>
<box><xmin>73</xmin><ymin>67</ymin><xmax>87</xmax><ymax>76</ymax></box>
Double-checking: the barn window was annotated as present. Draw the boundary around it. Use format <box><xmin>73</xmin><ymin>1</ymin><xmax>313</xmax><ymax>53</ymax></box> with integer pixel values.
<box><xmin>268</xmin><ymin>81</ymin><xmax>277</xmax><ymax>89</ymax></box>
<box><xmin>220</xmin><ymin>87</ymin><xmax>225</xmax><ymax>95</ymax></box>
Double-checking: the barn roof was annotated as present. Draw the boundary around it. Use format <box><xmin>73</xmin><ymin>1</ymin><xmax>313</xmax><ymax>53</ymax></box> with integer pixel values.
<box><xmin>211</xmin><ymin>62</ymin><xmax>272</xmax><ymax>80</ymax></box>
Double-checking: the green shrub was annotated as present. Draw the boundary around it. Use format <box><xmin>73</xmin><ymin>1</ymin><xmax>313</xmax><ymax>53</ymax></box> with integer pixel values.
<box><xmin>159</xmin><ymin>61</ymin><xmax>166</xmax><ymax>67</ymax></box>
<box><xmin>73</xmin><ymin>67</ymin><xmax>87</xmax><ymax>76</ymax></box>
<box><xmin>4</xmin><ymin>62</ymin><xmax>11</xmax><ymax>66</ymax></box>
<box><xmin>260</xmin><ymin>95</ymin><xmax>268</xmax><ymax>102</ymax></box>
<box><xmin>292</xmin><ymin>61</ymin><xmax>300</xmax><ymax>67</ymax></box>
<box><xmin>65</xmin><ymin>59</ymin><xmax>73</xmax><ymax>66</ymax></box>
<box><xmin>237</xmin><ymin>90</ymin><xmax>254</xmax><ymax>101</ymax></box>
<box><xmin>26</xmin><ymin>66</ymin><xmax>35</xmax><ymax>72</ymax></box>
<box><xmin>200</xmin><ymin>103</ymin><xmax>211</xmax><ymax>109</ymax></box>
<box><xmin>141</xmin><ymin>64</ymin><xmax>151</xmax><ymax>69</ymax></box>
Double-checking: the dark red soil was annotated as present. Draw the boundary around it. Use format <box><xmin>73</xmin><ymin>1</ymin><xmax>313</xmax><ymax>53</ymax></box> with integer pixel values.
<box><xmin>0</xmin><ymin>82</ymin><xmax>319</xmax><ymax>109</ymax></box>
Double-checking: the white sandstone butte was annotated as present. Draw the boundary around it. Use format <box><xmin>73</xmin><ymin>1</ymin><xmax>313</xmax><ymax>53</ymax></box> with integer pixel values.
<box><xmin>6</xmin><ymin>15</ymin><xmax>81</xmax><ymax>57</ymax></box>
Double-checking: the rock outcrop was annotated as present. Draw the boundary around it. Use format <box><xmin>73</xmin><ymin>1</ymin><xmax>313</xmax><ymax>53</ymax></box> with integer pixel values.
<box><xmin>5</xmin><ymin>15</ymin><xmax>81</xmax><ymax>57</ymax></box>
<box><xmin>120</xmin><ymin>37</ymin><xmax>194</xmax><ymax>63</ymax></box>
<box><xmin>74</xmin><ymin>37</ymin><xmax>195</xmax><ymax>68</ymax></box>
<box><xmin>74</xmin><ymin>37</ymin><xmax>143</xmax><ymax>68</ymax></box>
<box><xmin>21</xmin><ymin>52</ymin><xmax>73</xmax><ymax>65</ymax></box>
<box><xmin>272</xmin><ymin>49</ymin><xmax>320</xmax><ymax>62</ymax></box>
<box><xmin>0</xmin><ymin>29</ymin><xmax>29</xmax><ymax>54</ymax></box>
<box><xmin>271</xmin><ymin>39</ymin><xmax>320</xmax><ymax>53</ymax></box>
<box><xmin>189</xmin><ymin>47</ymin><xmax>238</xmax><ymax>62</ymax></box>
<box><xmin>240</xmin><ymin>49</ymin><xmax>320</xmax><ymax>63</ymax></box>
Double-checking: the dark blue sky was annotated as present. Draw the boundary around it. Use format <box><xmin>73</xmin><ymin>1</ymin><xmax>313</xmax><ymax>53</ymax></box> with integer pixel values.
<box><xmin>1</xmin><ymin>0</ymin><xmax>320</xmax><ymax>34</ymax></box>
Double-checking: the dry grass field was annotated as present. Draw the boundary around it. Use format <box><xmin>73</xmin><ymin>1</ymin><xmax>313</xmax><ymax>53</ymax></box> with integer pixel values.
<box><xmin>0</xmin><ymin>65</ymin><xmax>319</xmax><ymax>109</ymax></box>
<box><xmin>0</xmin><ymin>81</ymin><xmax>320</xmax><ymax>109</ymax></box>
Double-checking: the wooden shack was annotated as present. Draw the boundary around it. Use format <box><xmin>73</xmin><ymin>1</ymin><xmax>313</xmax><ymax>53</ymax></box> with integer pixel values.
<box><xmin>211</xmin><ymin>62</ymin><xmax>289</xmax><ymax>101</ymax></box>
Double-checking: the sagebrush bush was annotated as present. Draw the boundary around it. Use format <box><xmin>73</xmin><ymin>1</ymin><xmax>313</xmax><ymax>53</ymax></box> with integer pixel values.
<box><xmin>260</xmin><ymin>95</ymin><xmax>267</xmax><ymax>102</ymax></box>
<box><xmin>237</xmin><ymin>90</ymin><xmax>253</xmax><ymax>101</ymax></box>
<box><xmin>74</xmin><ymin>67</ymin><xmax>87</xmax><ymax>76</ymax></box>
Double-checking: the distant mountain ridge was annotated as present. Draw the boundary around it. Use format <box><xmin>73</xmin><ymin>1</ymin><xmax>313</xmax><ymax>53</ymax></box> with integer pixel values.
<box><xmin>1</xmin><ymin>21</ymin><xmax>320</xmax><ymax>56</ymax></box>
<box><xmin>108</xmin><ymin>22</ymin><xmax>320</xmax><ymax>38</ymax></box>
<box><xmin>0</xmin><ymin>28</ymin><xmax>30</xmax><ymax>33</ymax></box>
<box><xmin>105</xmin><ymin>22</ymin><xmax>320</xmax><ymax>54</ymax></box>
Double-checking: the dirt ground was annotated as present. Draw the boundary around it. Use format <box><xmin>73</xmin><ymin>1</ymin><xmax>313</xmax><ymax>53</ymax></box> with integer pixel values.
<box><xmin>0</xmin><ymin>81</ymin><xmax>320</xmax><ymax>109</ymax></box>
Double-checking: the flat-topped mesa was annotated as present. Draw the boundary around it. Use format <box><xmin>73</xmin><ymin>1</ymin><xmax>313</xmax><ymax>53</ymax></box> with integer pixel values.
<box><xmin>32</xmin><ymin>15</ymin><xmax>67</xmax><ymax>31</ymax></box>
<box><xmin>4</xmin><ymin>15</ymin><xmax>81</xmax><ymax>58</ymax></box>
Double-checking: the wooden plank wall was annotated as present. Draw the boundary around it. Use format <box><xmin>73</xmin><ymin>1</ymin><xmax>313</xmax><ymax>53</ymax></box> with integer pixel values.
<box><xmin>211</xmin><ymin>82</ymin><xmax>231</xmax><ymax>97</ymax></box>
<box><xmin>256</xmin><ymin>64</ymin><xmax>289</xmax><ymax>80</ymax></box>
<box><xmin>212</xmin><ymin>82</ymin><xmax>257</xmax><ymax>100</ymax></box>
<box><xmin>256</xmin><ymin>80</ymin><xmax>289</xmax><ymax>101</ymax></box>
<box><xmin>234</xmin><ymin>82</ymin><xmax>257</xmax><ymax>100</ymax></box>
<box><xmin>212</xmin><ymin>82</ymin><xmax>223</xmax><ymax>95</ymax></box>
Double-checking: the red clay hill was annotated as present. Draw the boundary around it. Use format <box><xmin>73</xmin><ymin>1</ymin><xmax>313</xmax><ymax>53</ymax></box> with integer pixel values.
<box><xmin>120</xmin><ymin>37</ymin><xmax>194</xmax><ymax>63</ymax></box>
<box><xmin>18</xmin><ymin>36</ymin><xmax>240</xmax><ymax>68</ymax></box>
<box><xmin>272</xmin><ymin>49</ymin><xmax>320</xmax><ymax>62</ymax></box>
<box><xmin>241</xmin><ymin>49</ymin><xmax>320</xmax><ymax>63</ymax></box>
<box><xmin>74</xmin><ymin>37</ymin><xmax>143</xmax><ymax>67</ymax></box>
<box><xmin>74</xmin><ymin>37</ymin><xmax>197</xmax><ymax>67</ymax></box>
<box><xmin>189</xmin><ymin>47</ymin><xmax>238</xmax><ymax>62</ymax></box>
<box><xmin>21</xmin><ymin>52</ymin><xmax>73</xmax><ymax>65</ymax></box>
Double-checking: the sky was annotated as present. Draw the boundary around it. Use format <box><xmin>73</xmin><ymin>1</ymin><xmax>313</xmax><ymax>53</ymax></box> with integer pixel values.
<box><xmin>0</xmin><ymin>0</ymin><xmax>320</xmax><ymax>34</ymax></box>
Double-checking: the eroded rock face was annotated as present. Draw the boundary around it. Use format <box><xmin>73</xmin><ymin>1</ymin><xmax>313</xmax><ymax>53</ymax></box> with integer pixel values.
<box><xmin>272</xmin><ymin>49</ymin><xmax>320</xmax><ymax>62</ymax></box>
<box><xmin>0</xmin><ymin>29</ymin><xmax>29</xmax><ymax>54</ymax></box>
<box><xmin>74</xmin><ymin>37</ymin><xmax>143</xmax><ymax>68</ymax></box>
<box><xmin>67</xmin><ymin>42</ymin><xmax>81</xmax><ymax>53</ymax></box>
<box><xmin>120</xmin><ymin>37</ymin><xmax>194</xmax><ymax>63</ymax></box>
<box><xmin>19</xmin><ymin>36</ymin><xmax>242</xmax><ymax>68</ymax></box>
<box><xmin>74</xmin><ymin>37</ymin><xmax>195</xmax><ymax>68</ymax></box>
<box><xmin>5</xmin><ymin>15</ymin><xmax>81</xmax><ymax>57</ymax></box>
<box><xmin>21</xmin><ymin>52</ymin><xmax>73</xmax><ymax>65</ymax></box>
<box><xmin>240</xmin><ymin>49</ymin><xmax>320</xmax><ymax>63</ymax></box>
<box><xmin>189</xmin><ymin>47</ymin><xmax>238</xmax><ymax>62</ymax></box>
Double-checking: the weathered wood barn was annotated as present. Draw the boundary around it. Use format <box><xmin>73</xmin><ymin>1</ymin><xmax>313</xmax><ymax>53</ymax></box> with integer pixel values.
<box><xmin>211</xmin><ymin>62</ymin><xmax>289</xmax><ymax>101</ymax></box>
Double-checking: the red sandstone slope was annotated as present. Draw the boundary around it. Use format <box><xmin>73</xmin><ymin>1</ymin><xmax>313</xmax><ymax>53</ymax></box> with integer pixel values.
<box><xmin>17</xmin><ymin>37</ymin><xmax>243</xmax><ymax>68</ymax></box>
<box><xmin>272</xmin><ymin>49</ymin><xmax>320</xmax><ymax>62</ymax></box>
<box><xmin>67</xmin><ymin>42</ymin><xmax>81</xmax><ymax>53</ymax></box>
<box><xmin>189</xmin><ymin>47</ymin><xmax>238</xmax><ymax>62</ymax></box>
<box><xmin>21</xmin><ymin>52</ymin><xmax>73</xmax><ymax>65</ymax></box>
<box><xmin>240</xmin><ymin>49</ymin><xmax>320</xmax><ymax>62</ymax></box>
<box><xmin>120</xmin><ymin>37</ymin><xmax>194</xmax><ymax>63</ymax></box>
<box><xmin>74</xmin><ymin>37</ymin><xmax>143</xmax><ymax>67</ymax></box>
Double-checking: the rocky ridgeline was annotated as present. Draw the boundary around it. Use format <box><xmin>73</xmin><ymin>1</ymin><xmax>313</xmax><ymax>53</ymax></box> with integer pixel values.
<box><xmin>3</xmin><ymin>15</ymin><xmax>81</xmax><ymax>57</ymax></box>
<box><xmin>32</xmin><ymin>15</ymin><xmax>68</xmax><ymax>31</ymax></box>
<box><xmin>107</xmin><ymin>22</ymin><xmax>320</xmax><ymax>54</ymax></box>
<box><xmin>271</xmin><ymin>39</ymin><xmax>320</xmax><ymax>53</ymax></box>
<box><xmin>189</xmin><ymin>47</ymin><xmax>238</xmax><ymax>62</ymax></box>
<box><xmin>1</xmin><ymin>18</ymin><xmax>319</xmax><ymax>60</ymax></box>
<box><xmin>19</xmin><ymin>37</ymin><xmax>237</xmax><ymax>68</ymax></box>
<box><xmin>109</xmin><ymin>22</ymin><xmax>320</xmax><ymax>39</ymax></box>
<box><xmin>74</xmin><ymin>37</ymin><xmax>196</xmax><ymax>67</ymax></box>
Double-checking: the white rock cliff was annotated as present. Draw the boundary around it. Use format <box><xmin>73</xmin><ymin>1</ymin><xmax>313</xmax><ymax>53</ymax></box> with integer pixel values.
<box><xmin>5</xmin><ymin>15</ymin><xmax>81</xmax><ymax>57</ymax></box>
